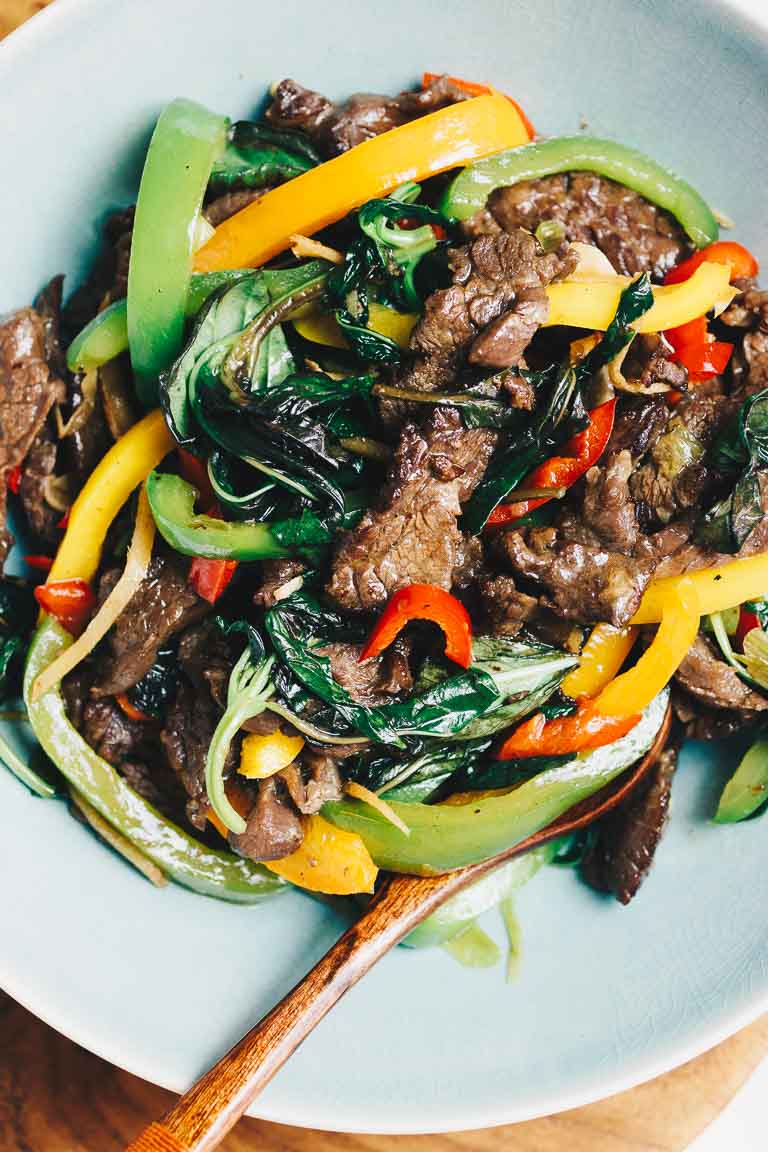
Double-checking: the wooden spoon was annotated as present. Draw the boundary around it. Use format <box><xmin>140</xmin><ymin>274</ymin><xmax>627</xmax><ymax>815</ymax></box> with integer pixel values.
<box><xmin>125</xmin><ymin>705</ymin><xmax>671</xmax><ymax>1152</ymax></box>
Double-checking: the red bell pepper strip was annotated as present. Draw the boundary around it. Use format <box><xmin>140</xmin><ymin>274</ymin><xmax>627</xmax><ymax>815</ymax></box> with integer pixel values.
<box><xmin>359</xmin><ymin>583</ymin><xmax>473</xmax><ymax>668</ymax></box>
<box><xmin>487</xmin><ymin>398</ymin><xmax>616</xmax><ymax>528</ymax></box>
<box><xmin>664</xmin><ymin>241</ymin><xmax>759</xmax><ymax>286</ymax></box>
<box><xmin>189</xmin><ymin>555</ymin><xmax>238</xmax><ymax>604</ymax></box>
<box><xmin>735</xmin><ymin>607</ymin><xmax>762</xmax><ymax>651</ymax></box>
<box><xmin>6</xmin><ymin>465</ymin><xmax>22</xmax><ymax>496</ymax></box>
<box><xmin>422</xmin><ymin>72</ymin><xmax>535</xmax><ymax>140</ymax></box>
<box><xmin>24</xmin><ymin>554</ymin><xmax>54</xmax><ymax>572</ymax></box>
<box><xmin>496</xmin><ymin>698</ymin><xmax>640</xmax><ymax>760</ymax></box>
<box><xmin>664</xmin><ymin>314</ymin><xmax>733</xmax><ymax>381</ymax></box>
<box><xmin>116</xmin><ymin>693</ymin><xmax>152</xmax><ymax>723</ymax></box>
<box><xmin>34</xmin><ymin>578</ymin><xmax>95</xmax><ymax>635</ymax></box>
<box><xmin>177</xmin><ymin>447</ymin><xmax>215</xmax><ymax>509</ymax></box>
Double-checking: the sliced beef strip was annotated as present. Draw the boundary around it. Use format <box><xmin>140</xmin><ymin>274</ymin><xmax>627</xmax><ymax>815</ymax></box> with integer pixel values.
<box><xmin>500</xmin><ymin>525</ymin><xmax>653</xmax><ymax>628</ymax></box>
<box><xmin>18</xmin><ymin>432</ymin><xmax>63</xmax><ymax>548</ymax></box>
<box><xmin>317</xmin><ymin>637</ymin><xmax>413</xmax><ymax>705</ymax></box>
<box><xmin>672</xmin><ymin>692</ymin><xmax>763</xmax><ymax>741</ymax></box>
<box><xmin>605</xmin><ymin>395</ymin><xmax>669</xmax><ymax>460</ymax></box>
<box><xmin>618</xmin><ymin>333</ymin><xmax>687</xmax><ymax>393</ymax></box>
<box><xmin>0</xmin><ymin>308</ymin><xmax>62</xmax><ymax>566</ymax></box>
<box><xmin>252</xmin><ymin>558</ymin><xmax>307</xmax><ymax>609</ymax></box>
<box><xmin>629</xmin><ymin>391</ymin><xmax>732</xmax><ymax>524</ymax></box>
<box><xmin>117</xmin><ymin>759</ymin><xmax>188</xmax><ymax>823</ymax></box>
<box><xmin>161</xmin><ymin>676</ymin><xmax>224</xmax><ymax>830</ymax></box>
<box><xmin>720</xmin><ymin>284</ymin><xmax>768</xmax><ymax>398</ymax></box>
<box><xmin>327</xmin><ymin>408</ymin><xmax>495</xmax><ymax>611</ymax></box>
<box><xmin>61</xmin><ymin>209</ymin><xmax>135</xmax><ymax>341</ymax></box>
<box><xmin>635</xmin><ymin>518</ymin><xmax>727</xmax><ymax>579</ymax></box>
<box><xmin>480</xmin><ymin>573</ymin><xmax>538</xmax><ymax>637</ymax></box>
<box><xmin>280</xmin><ymin>745</ymin><xmax>350</xmax><ymax>815</ymax></box>
<box><xmin>411</xmin><ymin>230</ymin><xmax>576</xmax><ymax>368</ymax></box>
<box><xmin>486</xmin><ymin>172</ymin><xmax>689</xmax><ymax>279</ymax></box>
<box><xmin>581</xmin><ymin>744</ymin><xmax>678</xmax><ymax>905</ymax></box>
<box><xmin>230</xmin><ymin>774</ymin><xmax>304</xmax><ymax>862</ymax></box>
<box><xmin>176</xmin><ymin>617</ymin><xmax>238</xmax><ymax>709</ymax></box>
<box><xmin>266</xmin><ymin>75</ymin><xmax>468</xmax><ymax>159</ymax></box>
<box><xmin>580</xmin><ymin>450</ymin><xmax>640</xmax><ymax>555</ymax></box>
<box><xmin>91</xmin><ymin>552</ymin><xmax>208</xmax><ymax>697</ymax></box>
<box><xmin>204</xmin><ymin>188</ymin><xmax>267</xmax><ymax>228</ymax></box>
<box><xmin>81</xmin><ymin>698</ymin><xmax>146</xmax><ymax>765</ymax></box>
<box><xmin>675</xmin><ymin>633</ymin><xmax>768</xmax><ymax>712</ymax></box>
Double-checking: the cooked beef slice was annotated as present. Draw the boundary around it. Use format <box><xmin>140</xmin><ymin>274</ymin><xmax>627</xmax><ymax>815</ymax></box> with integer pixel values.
<box><xmin>317</xmin><ymin>637</ymin><xmax>412</xmax><ymax>705</ymax></box>
<box><xmin>18</xmin><ymin>433</ymin><xmax>61</xmax><ymax>547</ymax></box>
<box><xmin>118</xmin><ymin>759</ymin><xmax>188</xmax><ymax>822</ymax></box>
<box><xmin>34</xmin><ymin>276</ymin><xmax>67</xmax><ymax>378</ymax></box>
<box><xmin>580</xmin><ymin>450</ymin><xmax>640</xmax><ymax>555</ymax></box>
<box><xmin>480</xmin><ymin>573</ymin><xmax>538</xmax><ymax>637</ymax></box>
<box><xmin>411</xmin><ymin>230</ymin><xmax>576</xmax><ymax>368</ymax></box>
<box><xmin>675</xmin><ymin>634</ymin><xmax>768</xmax><ymax>712</ymax></box>
<box><xmin>486</xmin><ymin>172</ymin><xmax>689</xmax><ymax>279</ymax></box>
<box><xmin>280</xmin><ymin>745</ymin><xmax>350</xmax><ymax>815</ymax></box>
<box><xmin>204</xmin><ymin>188</ymin><xmax>266</xmax><ymax>227</ymax></box>
<box><xmin>161</xmin><ymin>676</ymin><xmax>222</xmax><ymax>830</ymax></box>
<box><xmin>230</xmin><ymin>774</ymin><xmax>304</xmax><ymax>862</ymax></box>
<box><xmin>0</xmin><ymin>308</ymin><xmax>62</xmax><ymax>566</ymax></box>
<box><xmin>581</xmin><ymin>745</ymin><xmax>677</xmax><ymax>904</ymax></box>
<box><xmin>500</xmin><ymin>525</ymin><xmax>652</xmax><ymax>627</ymax></box>
<box><xmin>252</xmin><ymin>558</ymin><xmax>307</xmax><ymax>609</ymax></box>
<box><xmin>266</xmin><ymin>75</ymin><xmax>468</xmax><ymax>158</ymax></box>
<box><xmin>672</xmin><ymin>692</ymin><xmax>762</xmax><ymax>741</ymax></box>
<box><xmin>618</xmin><ymin>333</ymin><xmax>687</xmax><ymax>393</ymax></box>
<box><xmin>635</xmin><ymin>518</ymin><xmax>727</xmax><ymax>579</ymax></box>
<box><xmin>60</xmin><ymin>370</ymin><xmax>113</xmax><ymax>488</ymax></box>
<box><xmin>605</xmin><ymin>395</ymin><xmax>669</xmax><ymax>460</ymax></box>
<box><xmin>176</xmin><ymin>617</ymin><xmax>237</xmax><ymax>709</ymax></box>
<box><xmin>327</xmin><ymin>408</ymin><xmax>495</xmax><ymax>611</ymax></box>
<box><xmin>720</xmin><ymin>284</ymin><xmax>768</xmax><ymax>398</ymax></box>
<box><xmin>91</xmin><ymin>552</ymin><xmax>208</xmax><ymax>697</ymax></box>
<box><xmin>81</xmin><ymin>698</ymin><xmax>146</xmax><ymax>765</ymax></box>
<box><xmin>629</xmin><ymin>391</ymin><xmax>731</xmax><ymax>524</ymax></box>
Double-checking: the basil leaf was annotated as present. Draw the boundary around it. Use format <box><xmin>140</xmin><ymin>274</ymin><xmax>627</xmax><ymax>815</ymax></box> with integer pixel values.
<box><xmin>578</xmin><ymin>272</ymin><xmax>654</xmax><ymax>376</ymax></box>
<box><xmin>210</xmin><ymin>121</ymin><xmax>319</xmax><ymax>190</ymax></box>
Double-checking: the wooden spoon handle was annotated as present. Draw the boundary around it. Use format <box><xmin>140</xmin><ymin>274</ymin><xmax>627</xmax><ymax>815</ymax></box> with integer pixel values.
<box><xmin>124</xmin><ymin>869</ymin><xmax>465</xmax><ymax>1152</ymax></box>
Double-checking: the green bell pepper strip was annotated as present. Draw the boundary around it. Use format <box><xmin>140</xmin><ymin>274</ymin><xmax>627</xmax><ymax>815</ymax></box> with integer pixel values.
<box><xmin>441</xmin><ymin>136</ymin><xmax>719</xmax><ymax>249</ymax></box>
<box><xmin>67</xmin><ymin>271</ymin><xmax>253</xmax><ymax>374</ymax></box>
<box><xmin>403</xmin><ymin>837</ymin><xmax>563</xmax><ymax>948</ymax></box>
<box><xmin>322</xmin><ymin>690</ymin><xmax>668</xmax><ymax>875</ymax></box>
<box><xmin>714</xmin><ymin>738</ymin><xmax>768</xmax><ymax>823</ymax></box>
<box><xmin>23</xmin><ymin>616</ymin><xmax>286</xmax><ymax>903</ymax></box>
<box><xmin>147</xmin><ymin>471</ymin><xmax>289</xmax><ymax>560</ymax></box>
<box><xmin>127</xmin><ymin>98</ymin><xmax>229</xmax><ymax>408</ymax></box>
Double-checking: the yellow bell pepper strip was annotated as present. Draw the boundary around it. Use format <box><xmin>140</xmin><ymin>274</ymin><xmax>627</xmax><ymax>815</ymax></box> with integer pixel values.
<box><xmin>293</xmin><ymin>302</ymin><xmax>418</xmax><ymax>351</ymax></box>
<box><xmin>238</xmin><ymin>729</ymin><xmax>305</xmax><ymax>780</ymax></box>
<box><xmin>597</xmin><ymin>583</ymin><xmax>700</xmax><ymax>717</ymax></box>
<box><xmin>544</xmin><ymin>261</ymin><xmax>735</xmax><ymax>334</ymax></box>
<box><xmin>265</xmin><ymin>814</ymin><xmax>378</xmax><ymax>895</ymax></box>
<box><xmin>561</xmin><ymin>624</ymin><xmax>638</xmax><ymax>699</ymax></box>
<box><xmin>632</xmin><ymin>552</ymin><xmax>768</xmax><ymax>625</ymax></box>
<box><xmin>47</xmin><ymin>409</ymin><xmax>174</xmax><ymax>584</ymax></box>
<box><xmin>193</xmin><ymin>93</ymin><xmax>530</xmax><ymax>273</ymax></box>
<box><xmin>31</xmin><ymin>489</ymin><xmax>156</xmax><ymax>702</ymax></box>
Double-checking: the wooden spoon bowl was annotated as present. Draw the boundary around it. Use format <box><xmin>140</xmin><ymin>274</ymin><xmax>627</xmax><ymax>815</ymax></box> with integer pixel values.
<box><xmin>126</xmin><ymin>704</ymin><xmax>672</xmax><ymax>1152</ymax></box>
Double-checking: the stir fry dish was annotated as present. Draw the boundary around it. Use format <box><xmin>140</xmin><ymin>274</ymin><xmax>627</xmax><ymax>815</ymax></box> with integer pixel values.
<box><xmin>2</xmin><ymin>73</ymin><xmax>767</xmax><ymax>962</ymax></box>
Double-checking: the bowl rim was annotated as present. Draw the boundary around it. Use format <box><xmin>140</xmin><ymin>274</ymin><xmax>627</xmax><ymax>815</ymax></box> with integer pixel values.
<box><xmin>3</xmin><ymin>0</ymin><xmax>768</xmax><ymax>1133</ymax></box>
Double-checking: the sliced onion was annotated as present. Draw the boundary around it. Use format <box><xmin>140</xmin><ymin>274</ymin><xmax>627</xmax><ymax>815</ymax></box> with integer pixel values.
<box><xmin>289</xmin><ymin>233</ymin><xmax>344</xmax><ymax>264</ymax></box>
<box><xmin>70</xmin><ymin>787</ymin><xmax>168</xmax><ymax>887</ymax></box>
<box><xmin>31</xmin><ymin>487</ymin><xmax>155</xmax><ymax>701</ymax></box>
<box><xmin>344</xmin><ymin>780</ymin><xmax>411</xmax><ymax>836</ymax></box>
<box><xmin>568</xmin><ymin>242</ymin><xmax>618</xmax><ymax>279</ymax></box>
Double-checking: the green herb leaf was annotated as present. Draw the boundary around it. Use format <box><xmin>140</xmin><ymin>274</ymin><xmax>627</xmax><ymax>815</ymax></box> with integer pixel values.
<box><xmin>210</xmin><ymin>121</ymin><xmax>319</xmax><ymax>190</ymax></box>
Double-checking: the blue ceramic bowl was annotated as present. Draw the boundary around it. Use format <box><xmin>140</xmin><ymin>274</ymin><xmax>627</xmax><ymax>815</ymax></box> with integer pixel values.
<box><xmin>1</xmin><ymin>0</ymin><xmax>768</xmax><ymax>1132</ymax></box>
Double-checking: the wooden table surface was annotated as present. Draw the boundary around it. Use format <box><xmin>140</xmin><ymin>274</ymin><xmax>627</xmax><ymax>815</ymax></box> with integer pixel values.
<box><xmin>3</xmin><ymin>1</ymin><xmax>768</xmax><ymax>1149</ymax></box>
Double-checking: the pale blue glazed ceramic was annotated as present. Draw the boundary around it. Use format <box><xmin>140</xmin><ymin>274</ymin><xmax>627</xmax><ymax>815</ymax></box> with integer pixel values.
<box><xmin>1</xmin><ymin>0</ymin><xmax>767</xmax><ymax>1132</ymax></box>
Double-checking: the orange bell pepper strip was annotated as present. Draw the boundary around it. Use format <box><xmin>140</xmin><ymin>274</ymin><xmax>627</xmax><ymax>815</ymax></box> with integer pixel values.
<box><xmin>421</xmin><ymin>71</ymin><xmax>535</xmax><ymax>140</ymax></box>
<box><xmin>115</xmin><ymin>693</ymin><xmax>153</xmax><ymax>723</ymax></box>
<box><xmin>497</xmin><ymin>698</ymin><xmax>640</xmax><ymax>760</ymax></box>
<box><xmin>664</xmin><ymin>240</ymin><xmax>759</xmax><ymax>286</ymax></box>
<box><xmin>359</xmin><ymin>584</ymin><xmax>473</xmax><ymax>668</ymax></box>
<box><xmin>561</xmin><ymin>624</ymin><xmax>638</xmax><ymax>699</ymax></box>
<box><xmin>265</xmin><ymin>814</ymin><xmax>378</xmax><ymax>895</ymax></box>
<box><xmin>487</xmin><ymin>398</ymin><xmax>616</xmax><ymax>528</ymax></box>
<box><xmin>193</xmin><ymin>93</ymin><xmax>530</xmax><ymax>273</ymax></box>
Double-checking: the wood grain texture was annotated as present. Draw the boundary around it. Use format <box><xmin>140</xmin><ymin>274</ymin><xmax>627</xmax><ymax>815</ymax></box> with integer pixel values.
<box><xmin>3</xmin><ymin>3</ymin><xmax>768</xmax><ymax>1150</ymax></box>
